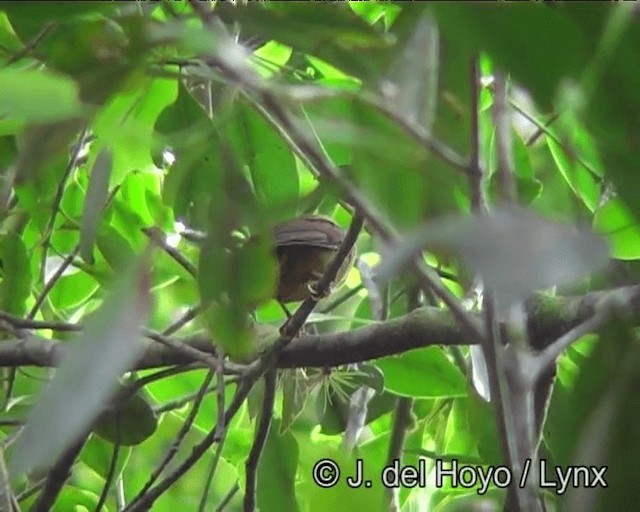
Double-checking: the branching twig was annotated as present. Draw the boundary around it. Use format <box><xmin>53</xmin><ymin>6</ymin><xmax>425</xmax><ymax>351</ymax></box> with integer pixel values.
<box><xmin>29</xmin><ymin>246</ymin><xmax>80</xmax><ymax>319</ymax></box>
<box><xmin>126</xmin><ymin>370</ymin><xmax>214</xmax><ymax>510</ymax></box>
<box><xmin>215</xmin><ymin>482</ymin><xmax>239</xmax><ymax>512</ymax></box>
<box><xmin>2</xmin><ymin>285</ymin><xmax>639</xmax><ymax>371</ymax></box>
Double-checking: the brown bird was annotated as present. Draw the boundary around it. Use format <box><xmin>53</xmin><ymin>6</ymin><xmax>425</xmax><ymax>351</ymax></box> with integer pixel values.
<box><xmin>274</xmin><ymin>215</ymin><xmax>356</xmax><ymax>303</ymax></box>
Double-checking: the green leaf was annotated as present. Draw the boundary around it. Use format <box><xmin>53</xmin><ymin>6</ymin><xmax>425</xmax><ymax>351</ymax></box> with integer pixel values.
<box><xmin>93</xmin><ymin>385</ymin><xmax>158</xmax><ymax>446</ymax></box>
<box><xmin>545</xmin><ymin>315</ymin><xmax>640</xmax><ymax>512</ymax></box>
<box><xmin>95</xmin><ymin>226</ymin><xmax>137</xmax><ymax>274</ymax></box>
<box><xmin>257</xmin><ymin>418</ymin><xmax>301</xmax><ymax>512</ymax></box>
<box><xmin>376</xmin><ymin>347</ymin><xmax>466</xmax><ymax>398</ymax></box>
<box><xmin>547</xmin><ymin>137</ymin><xmax>600</xmax><ymax>212</ymax></box>
<box><xmin>229</xmin><ymin>102</ymin><xmax>299</xmax><ymax>214</ymax></box>
<box><xmin>593</xmin><ymin>198</ymin><xmax>640</xmax><ymax>260</ymax></box>
<box><xmin>81</xmin><ymin>435</ymin><xmax>131</xmax><ymax>481</ymax></box>
<box><xmin>51</xmin><ymin>487</ymin><xmax>100</xmax><ymax>512</ymax></box>
<box><xmin>10</xmin><ymin>256</ymin><xmax>151</xmax><ymax>474</ymax></box>
<box><xmin>281</xmin><ymin>370</ymin><xmax>309</xmax><ymax>433</ymax></box>
<box><xmin>48</xmin><ymin>269</ymin><xmax>99</xmax><ymax>311</ymax></box>
<box><xmin>0</xmin><ymin>234</ymin><xmax>31</xmax><ymax>315</ymax></box>
<box><xmin>93</xmin><ymin>78</ymin><xmax>178</xmax><ymax>184</ymax></box>
<box><xmin>0</xmin><ymin>68</ymin><xmax>83</xmax><ymax>124</ymax></box>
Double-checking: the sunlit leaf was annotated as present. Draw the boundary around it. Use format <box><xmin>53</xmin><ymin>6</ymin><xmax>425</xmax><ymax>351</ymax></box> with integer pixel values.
<box><xmin>376</xmin><ymin>347</ymin><xmax>466</xmax><ymax>398</ymax></box>
<box><xmin>593</xmin><ymin>198</ymin><xmax>640</xmax><ymax>260</ymax></box>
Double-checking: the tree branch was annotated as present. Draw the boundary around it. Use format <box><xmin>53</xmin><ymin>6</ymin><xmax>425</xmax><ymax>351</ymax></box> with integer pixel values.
<box><xmin>0</xmin><ymin>285</ymin><xmax>636</xmax><ymax>371</ymax></box>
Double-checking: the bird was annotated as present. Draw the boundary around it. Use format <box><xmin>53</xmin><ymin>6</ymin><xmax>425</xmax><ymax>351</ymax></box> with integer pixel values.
<box><xmin>273</xmin><ymin>215</ymin><xmax>356</xmax><ymax>303</ymax></box>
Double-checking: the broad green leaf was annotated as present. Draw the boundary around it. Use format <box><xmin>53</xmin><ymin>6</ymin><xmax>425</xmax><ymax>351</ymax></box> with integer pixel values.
<box><xmin>547</xmin><ymin>137</ymin><xmax>600</xmax><ymax>212</ymax></box>
<box><xmin>93</xmin><ymin>385</ymin><xmax>158</xmax><ymax>446</ymax></box>
<box><xmin>51</xmin><ymin>487</ymin><xmax>100</xmax><ymax>512</ymax></box>
<box><xmin>95</xmin><ymin>227</ymin><xmax>137</xmax><ymax>274</ymax></box>
<box><xmin>580</xmin><ymin>11</ymin><xmax>640</xmax><ymax>222</ymax></box>
<box><xmin>0</xmin><ymin>68</ymin><xmax>83</xmax><ymax>124</ymax></box>
<box><xmin>593</xmin><ymin>198</ymin><xmax>640</xmax><ymax>260</ymax></box>
<box><xmin>252</xmin><ymin>41</ymin><xmax>293</xmax><ymax>79</ymax></box>
<box><xmin>10</xmin><ymin>256</ymin><xmax>150</xmax><ymax>474</ymax></box>
<box><xmin>443</xmin><ymin>398</ymin><xmax>480</xmax><ymax>465</ymax></box>
<box><xmin>155</xmin><ymin>84</ymin><xmax>222</xmax><ymax>230</ymax></box>
<box><xmin>0</xmin><ymin>234</ymin><xmax>31</xmax><ymax>315</ymax></box>
<box><xmin>319</xmin><ymin>389</ymin><xmax>396</xmax><ymax>436</ymax></box>
<box><xmin>48</xmin><ymin>270</ymin><xmax>99</xmax><ymax>311</ymax></box>
<box><xmin>229</xmin><ymin>102</ymin><xmax>299</xmax><ymax>215</ymax></box>
<box><xmin>376</xmin><ymin>347</ymin><xmax>466</xmax><ymax>398</ymax></box>
<box><xmin>257</xmin><ymin>418</ymin><xmax>301</xmax><ymax>512</ymax></box>
<box><xmin>281</xmin><ymin>370</ymin><xmax>308</xmax><ymax>433</ymax></box>
<box><xmin>93</xmin><ymin>78</ymin><xmax>178</xmax><ymax>184</ymax></box>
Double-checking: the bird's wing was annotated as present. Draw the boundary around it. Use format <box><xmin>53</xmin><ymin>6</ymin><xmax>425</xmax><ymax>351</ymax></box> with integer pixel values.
<box><xmin>274</xmin><ymin>217</ymin><xmax>343</xmax><ymax>249</ymax></box>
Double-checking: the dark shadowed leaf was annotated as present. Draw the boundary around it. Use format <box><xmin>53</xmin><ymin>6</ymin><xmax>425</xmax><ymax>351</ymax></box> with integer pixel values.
<box><xmin>93</xmin><ymin>385</ymin><xmax>157</xmax><ymax>446</ymax></box>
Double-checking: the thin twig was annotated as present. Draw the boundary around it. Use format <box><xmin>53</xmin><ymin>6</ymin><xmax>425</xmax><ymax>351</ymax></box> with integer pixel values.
<box><xmin>214</xmin><ymin>349</ymin><xmax>226</xmax><ymax>442</ymax></box>
<box><xmin>29</xmin><ymin>246</ymin><xmax>80</xmax><ymax>319</ymax></box>
<box><xmin>142</xmin><ymin>227</ymin><xmax>197</xmax><ymax>278</ymax></box>
<box><xmin>492</xmin><ymin>72</ymin><xmax>516</xmax><ymax>202</ymax></box>
<box><xmin>94</xmin><ymin>442</ymin><xmax>120</xmax><ymax>512</ymax></box>
<box><xmin>244</xmin><ymin>369</ymin><xmax>277</xmax><ymax>512</ymax></box>
<box><xmin>123</xmin><ymin>376</ymin><xmax>254</xmax><ymax>512</ymax></box>
<box><xmin>215</xmin><ymin>482</ymin><xmax>239</xmax><ymax>512</ymax></box>
<box><xmin>469</xmin><ymin>58</ymin><xmax>486</xmax><ymax>213</ymax></box>
<box><xmin>198</xmin><ymin>424</ymin><xmax>229</xmax><ymax>512</ymax></box>
<box><xmin>143</xmin><ymin>329</ymin><xmax>219</xmax><ymax>371</ymax></box>
<box><xmin>162</xmin><ymin>304</ymin><xmax>205</xmax><ymax>336</ymax></box>
<box><xmin>5</xmin><ymin>22</ymin><xmax>57</xmax><ymax>65</ymax></box>
<box><xmin>126</xmin><ymin>370</ymin><xmax>214</xmax><ymax>510</ymax></box>
<box><xmin>40</xmin><ymin>128</ymin><xmax>89</xmax><ymax>282</ymax></box>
